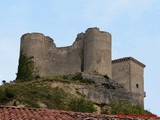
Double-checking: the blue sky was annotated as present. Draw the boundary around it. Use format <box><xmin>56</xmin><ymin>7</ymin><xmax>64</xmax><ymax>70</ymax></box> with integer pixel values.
<box><xmin>0</xmin><ymin>0</ymin><xmax>159</xmax><ymax>116</ymax></box>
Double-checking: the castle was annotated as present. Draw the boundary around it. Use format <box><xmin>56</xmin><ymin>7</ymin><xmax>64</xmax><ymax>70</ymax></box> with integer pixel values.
<box><xmin>18</xmin><ymin>27</ymin><xmax>145</xmax><ymax>105</ymax></box>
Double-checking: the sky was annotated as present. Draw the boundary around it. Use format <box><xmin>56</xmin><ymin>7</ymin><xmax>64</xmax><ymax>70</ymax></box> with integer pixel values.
<box><xmin>0</xmin><ymin>0</ymin><xmax>160</xmax><ymax>116</ymax></box>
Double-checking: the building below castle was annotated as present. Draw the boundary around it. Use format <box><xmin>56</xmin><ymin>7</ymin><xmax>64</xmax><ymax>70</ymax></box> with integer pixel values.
<box><xmin>17</xmin><ymin>27</ymin><xmax>145</xmax><ymax>106</ymax></box>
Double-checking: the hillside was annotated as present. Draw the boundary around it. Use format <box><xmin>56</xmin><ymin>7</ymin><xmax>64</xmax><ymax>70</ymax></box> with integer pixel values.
<box><xmin>0</xmin><ymin>73</ymin><xmax>151</xmax><ymax>115</ymax></box>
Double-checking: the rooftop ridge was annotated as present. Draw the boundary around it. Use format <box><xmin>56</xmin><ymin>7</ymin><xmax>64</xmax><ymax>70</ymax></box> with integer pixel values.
<box><xmin>0</xmin><ymin>106</ymin><xmax>119</xmax><ymax>119</ymax></box>
<box><xmin>0</xmin><ymin>106</ymin><xmax>158</xmax><ymax>119</ymax></box>
<box><xmin>112</xmin><ymin>57</ymin><xmax>146</xmax><ymax>68</ymax></box>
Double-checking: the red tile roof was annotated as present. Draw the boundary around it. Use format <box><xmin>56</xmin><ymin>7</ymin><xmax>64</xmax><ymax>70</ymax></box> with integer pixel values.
<box><xmin>0</xmin><ymin>106</ymin><xmax>159</xmax><ymax>120</ymax></box>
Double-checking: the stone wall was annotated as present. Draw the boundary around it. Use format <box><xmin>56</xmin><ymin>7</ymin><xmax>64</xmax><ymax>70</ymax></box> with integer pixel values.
<box><xmin>130</xmin><ymin>60</ymin><xmax>145</xmax><ymax>105</ymax></box>
<box><xmin>83</xmin><ymin>28</ymin><xmax>112</xmax><ymax>78</ymax></box>
<box><xmin>21</xmin><ymin>33</ymin><xmax>56</xmax><ymax>77</ymax></box>
<box><xmin>21</xmin><ymin>33</ymin><xmax>83</xmax><ymax>77</ymax></box>
<box><xmin>112</xmin><ymin>59</ymin><xmax>130</xmax><ymax>92</ymax></box>
<box><xmin>20</xmin><ymin>27</ymin><xmax>112</xmax><ymax>78</ymax></box>
<box><xmin>112</xmin><ymin>57</ymin><xmax>145</xmax><ymax>105</ymax></box>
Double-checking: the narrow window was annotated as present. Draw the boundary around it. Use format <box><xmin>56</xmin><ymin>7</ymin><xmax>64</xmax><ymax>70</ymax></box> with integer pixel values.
<box><xmin>144</xmin><ymin>92</ymin><xmax>146</xmax><ymax>97</ymax></box>
<box><xmin>136</xmin><ymin>84</ymin><xmax>139</xmax><ymax>88</ymax></box>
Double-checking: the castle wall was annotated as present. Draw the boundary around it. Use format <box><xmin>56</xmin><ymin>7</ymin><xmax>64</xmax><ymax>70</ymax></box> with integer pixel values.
<box><xmin>20</xmin><ymin>33</ymin><xmax>84</xmax><ymax>77</ymax></box>
<box><xmin>48</xmin><ymin>33</ymin><xmax>84</xmax><ymax>76</ymax></box>
<box><xmin>20</xmin><ymin>28</ymin><xmax>112</xmax><ymax>78</ymax></box>
<box><xmin>112</xmin><ymin>59</ymin><xmax>130</xmax><ymax>92</ymax></box>
<box><xmin>83</xmin><ymin>28</ymin><xmax>112</xmax><ymax>78</ymax></box>
<box><xmin>130</xmin><ymin>60</ymin><xmax>145</xmax><ymax>105</ymax></box>
<box><xmin>21</xmin><ymin>33</ymin><xmax>56</xmax><ymax>77</ymax></box>
<box><xmin>112</xmin><ymin>57</ymin><xmax>145</xmax><ymax>105</ymax></box>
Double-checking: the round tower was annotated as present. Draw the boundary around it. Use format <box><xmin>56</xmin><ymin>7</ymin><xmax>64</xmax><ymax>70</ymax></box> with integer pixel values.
<box><xmin>20</xmin><ymin>33</ymin><xmax>56</xmax><ymax>77</ymax></box>
<box><xmin>83</xmin><ymin>28</ymin><xmax>112</xmax><ymax>78</ymax></box>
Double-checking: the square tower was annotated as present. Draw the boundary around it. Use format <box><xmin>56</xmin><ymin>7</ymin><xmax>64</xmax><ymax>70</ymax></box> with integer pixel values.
<box><xmin>112</xmin><ymin>57</ymin><xmax>145</xmax><ymax>105</ymax></box>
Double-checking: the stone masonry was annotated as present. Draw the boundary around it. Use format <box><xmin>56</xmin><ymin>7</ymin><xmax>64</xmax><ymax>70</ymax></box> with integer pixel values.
<box><xmin>18</xmin><ymin>27</ymin><xmax>145</xmax><ymax>106</ymax></box>
<box><xmin>20</xmin><ymin>27</ymin><xmax>112</xmax><ymax>78</ymax></box>
<box><xmin>112</xmin><ymin>57</ymin><xmax>145</xmax><ymax>105</ymax></box>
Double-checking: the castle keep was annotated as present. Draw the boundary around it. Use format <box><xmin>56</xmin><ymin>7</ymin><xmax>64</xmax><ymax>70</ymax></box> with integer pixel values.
<box><xmin>18</xmin><ymin>27</ymin><xmax>145</xmax><ymax>105</ymax></box>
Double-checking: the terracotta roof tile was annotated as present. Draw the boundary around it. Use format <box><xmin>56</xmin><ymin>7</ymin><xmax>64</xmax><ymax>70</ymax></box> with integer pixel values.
<box><xmin>0</xmin><ymin>106</ymin><xmax>159</xmax><ymax>120</ymax></box>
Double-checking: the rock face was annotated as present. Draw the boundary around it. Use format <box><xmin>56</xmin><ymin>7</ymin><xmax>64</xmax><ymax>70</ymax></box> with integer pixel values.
<box><xmin>76</xmin><ymin>74</ymin><xmax>133</xmax><ymax>104</ymax></box>
<box><xmin>20</xmin><ymin>27</ymin><xmax>112</xmax><ymax>78</ymax></box>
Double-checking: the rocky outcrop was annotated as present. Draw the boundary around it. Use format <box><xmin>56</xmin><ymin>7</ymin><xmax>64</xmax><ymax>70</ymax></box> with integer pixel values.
<box><xmin>76</xmin><ymin>74</ymin><xmax>133</xmax><ymax>105</ymax></box>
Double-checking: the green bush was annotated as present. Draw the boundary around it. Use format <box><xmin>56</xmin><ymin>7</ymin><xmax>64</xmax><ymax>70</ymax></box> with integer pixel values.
<box><xmin>13</xmin><ymin>101</ymin><xmax>17</xmax><ymax>106</ymax></box>
<box><xmin>46</xmin><ymin>87</ymin><xmax>67</xmax><ymax>109</ymax></box>
<box><xmin>104</xmin><ymin>74</ymin><xmax>109</xmax><ymax>79</ymax></box>
<box><xmin>102</xmin><ymin>83</ymin><xmax>115</xmax><ymax>89</ymax></box>
<box><xmin>0</xmin><ymin>81</ymin><xmax>68</xmax><ymax>109</ymax></box>
<box><xmin>16</xmin><ymin>51</ymin><xmax>37</xmax><ymax>81</ymax></box>
<box><xmin>72</xmin><ymin>73</ymin><xmax>83</xmax><ymax>80</ymax></box>
<box><xmin>18</xmin><ymin>84</ymin><xmax>67</xmax><ymax>109</ymax></box>
<box><xmin>68</xmin><ymin>98</ymin><xmax>96</xmax><ymax>113</ymax></box>
<box><xmin>102</xmin><ymin>100</ymin><xmax>150</xmax><ymax>115</ymax></box>
<box><xmin>0</xmin><ymin>88</ymin><xmax>15</xmax><ymax>104</ymax></box>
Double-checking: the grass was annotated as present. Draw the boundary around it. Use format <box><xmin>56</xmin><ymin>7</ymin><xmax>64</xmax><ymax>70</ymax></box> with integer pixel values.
<box><xmin>16</xmin><ymin>51</ymin><xmax>38</xmax><ymax>81</ymax></box>
<box><xmin>0</xmin><ymin>80</ymin><xmax>96</xmax><ymax>113</ymax></box>
<box><xmin>0</xmin><ymin>74</ymin><xmax>152</xmax><ymax>115</ymax></box>
<box><xmin>67</xmin><ymin>98</ymin><xmax>96</xmax><ymax>113</ymax></box>
<box><xmin>0</xmin><ymin>81</ymin><xmax>67</xmax><ymax>108</ymax></box>
<box><xmin>102</xmin><ymin>99</ymin><xmax>151</xmax><ymax>115</ymax></box>
<box><xmin>43</xmin><ymin>73</ymin><xmax>95</xmax><ymax>85</ymax></box>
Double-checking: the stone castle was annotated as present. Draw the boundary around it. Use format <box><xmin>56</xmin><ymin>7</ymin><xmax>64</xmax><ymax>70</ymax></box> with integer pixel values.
<box><xmin>19</xmin><ymin>27</ymin><xmax>145</xmax><ymax>105</ymax></box>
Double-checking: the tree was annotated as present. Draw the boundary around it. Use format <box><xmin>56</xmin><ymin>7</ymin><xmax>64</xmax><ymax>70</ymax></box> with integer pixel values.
<box><xmin>2</xmin><ymin>80</ymin><xmax>6</xmax><ymax>85</ymax></box>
